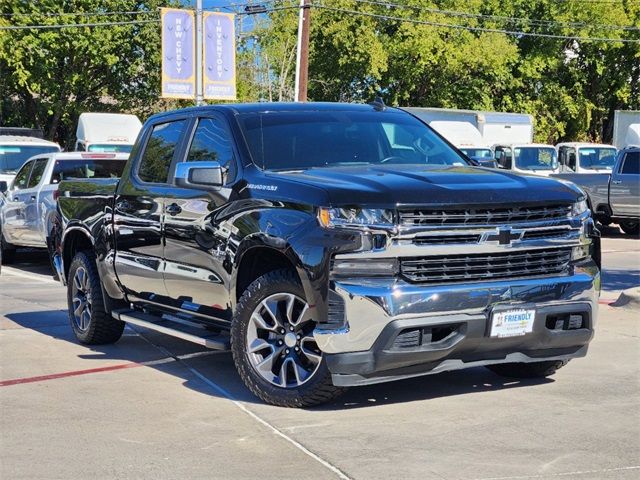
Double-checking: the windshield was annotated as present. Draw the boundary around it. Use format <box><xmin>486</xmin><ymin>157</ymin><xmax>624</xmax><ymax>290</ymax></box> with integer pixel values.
<box><xmin>460</xmin><ymin>148</ymin><xmax>493</xmax><ymax>159</ymax></box>
<box><xmin>240</xmin><ymin>110</ymin><xmax>469</xmax><ymax>171</ymax></box>
<box><xmin>87</xmin><ymin>144</ymin><xmax>133</xmax><ymax>153</ymax></box>
<box><xmin>51</xmin><ymin>159</ymin><xmax>126</xmax><ymax>183</ymax></box>
<box><xmin>579</xmin><ymin>147</ymin><xmax>617</xmax><ymax>170</ymax></box>
<box><xmin>514</xmin><ymin>147</ymin><xmax>558</xmax><ymax>171</ymax></box>
<box><xmin>0</xmin><ymin>145</ymin><xmax>59</xmax><ymax>173</ymax></box>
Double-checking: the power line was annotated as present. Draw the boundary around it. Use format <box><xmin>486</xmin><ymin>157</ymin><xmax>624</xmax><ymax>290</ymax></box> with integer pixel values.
<box><xmin>0</xmin><ymin>10</ymin><xmax>158</xmax><ymax>18</ymax></box>
<box><xmin>312</xmin><ymin>4</ymin><xmax>640</xmax><ymax>43</ymax></box>
<box><xmin>0</xmin><ymin>5</ymin><xmax>299</xmax><ymax>31</ymax></box>
<box><xmin>345</xmin><ymin>0</ymin><xmax>640</xmax><ymax>31</ymax></box>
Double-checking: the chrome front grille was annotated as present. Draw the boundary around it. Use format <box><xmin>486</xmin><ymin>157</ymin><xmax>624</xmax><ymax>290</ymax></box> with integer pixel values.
<box><xmin>400</xmin><ymin>248</ymin><xmax>572</xmax><ymax>283</ymax></box>
<box><xmin>399</xmin><ymin>204</ymin><xmax>573</xmax><ymax>227</ymax></box>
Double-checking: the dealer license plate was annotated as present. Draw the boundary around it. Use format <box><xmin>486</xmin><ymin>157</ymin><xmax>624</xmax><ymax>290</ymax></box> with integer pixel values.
<box><xmin>490</xmin><ymin>309</ymin><xmax>536</xmax><ymax>338</ymax></box>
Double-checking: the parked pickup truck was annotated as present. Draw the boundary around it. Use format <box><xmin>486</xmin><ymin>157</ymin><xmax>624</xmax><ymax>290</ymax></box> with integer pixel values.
<box><xmin>0</xmin><ymin>152</ymin><xmax>127</xmax><ymax>264</ymax></box>
<box><xmin>54</xmin><ymin>103</ymin><xmax>600</xmax><ymax>407</ymax></box>
<box><xmin>553</xmin><ymin>146</ymin><xmax>640</xmax><ymax>236</ymax></box>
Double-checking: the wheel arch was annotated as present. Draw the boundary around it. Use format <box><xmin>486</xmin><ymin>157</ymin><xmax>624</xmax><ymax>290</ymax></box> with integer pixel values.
<box><xmin>61</xmin><ymin>225</ymin><xmax>94</xmax><ymax>281</ymax></box>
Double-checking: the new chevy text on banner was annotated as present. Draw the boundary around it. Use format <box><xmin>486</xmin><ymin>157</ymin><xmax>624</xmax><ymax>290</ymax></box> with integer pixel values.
<box><xmin>161</xmin><ymin>8</ymin><xmax>196</xmax><ymax>99</ymax></box>
<box><xmin>203</xmin><ymin>12</ymin><xmax>236</xmax><ymax>101</ymax></box>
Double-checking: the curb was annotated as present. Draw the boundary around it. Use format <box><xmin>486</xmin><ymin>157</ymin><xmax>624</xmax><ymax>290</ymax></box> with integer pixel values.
<box><xmin>610</xmin><ymin>287</ymin><xmax>640</xmax><ymax>309</ymax></box>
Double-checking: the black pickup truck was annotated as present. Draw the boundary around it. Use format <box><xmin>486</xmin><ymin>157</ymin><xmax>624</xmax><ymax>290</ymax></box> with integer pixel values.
<box><xmin>54</xmin><ymin>102</ymin><xmax>600</xmax><ymax>407</ymax></box>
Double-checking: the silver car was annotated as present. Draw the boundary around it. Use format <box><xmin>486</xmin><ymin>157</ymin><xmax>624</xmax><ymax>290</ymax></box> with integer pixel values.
<box><xmin>0</xmin><ymin>152</ymin><xmax>128</xmax><ymax>264</ymax></box>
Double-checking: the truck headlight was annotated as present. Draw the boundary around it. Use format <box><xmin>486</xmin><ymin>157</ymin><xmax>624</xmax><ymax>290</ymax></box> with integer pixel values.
<box><xmin>572</xmin><ymin>198</ymin><xmax>589</xmax><ymax>216</ymax></box>
<box><xmin>318</xmin><ymin>207</ymin><xmax>395</xmax><ymax>228</ymax></box>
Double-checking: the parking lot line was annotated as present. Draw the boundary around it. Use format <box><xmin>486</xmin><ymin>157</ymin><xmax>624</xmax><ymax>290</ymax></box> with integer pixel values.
<box><xmin>0</xmin><ymin>350</ymin><xmax>221</xmax><ymax>387</ymax></box>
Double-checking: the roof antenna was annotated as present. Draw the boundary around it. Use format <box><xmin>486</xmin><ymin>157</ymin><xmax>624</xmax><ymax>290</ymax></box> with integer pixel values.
<box><xmin>369</xmin><ymin>96</ymin><xmax>386</xmax><ymax>111</ymax></box>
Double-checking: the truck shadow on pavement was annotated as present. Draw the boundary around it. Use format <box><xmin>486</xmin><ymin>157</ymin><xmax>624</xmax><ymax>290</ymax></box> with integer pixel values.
<box><xmin>5</xmin><ymin>309</ymin><xmax>553</xmax><ymax>410</ymax></box>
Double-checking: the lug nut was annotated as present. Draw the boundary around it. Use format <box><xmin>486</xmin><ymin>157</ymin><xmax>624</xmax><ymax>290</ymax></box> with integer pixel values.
<box><xmin>295</xmin><ymin>346</ymin><xmax>300</xmax><ymax>352</ymax></box>
<box><xmin>285</xmin><ymin>349</ymin><xmax>290</xmax><ymax>354</ymax></box>
<box><xmin>289</xmin><ymin>326</ymin><xmax>294</xmax><ymax>331</ymax></box>
<box><xmin>279</xmin><ymin>328</ymin><xmax>286</xmax><ymax>334</ymax></box>
<box><xmin>296</xmin><ymin>334</ymin><xmax>302</xmax><ymax>340</ymax></box>
<box><xmin>278</xmin><ymin>340</ymin><xmax>283</xmax><ymax>346</ymax></box>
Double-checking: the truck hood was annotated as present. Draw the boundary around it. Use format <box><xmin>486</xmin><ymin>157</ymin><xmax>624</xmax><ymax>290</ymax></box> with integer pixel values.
<box><xmin>268</xmin><ymin>165</ymin><xmax>582</xmax><ymax>207</ymax></box>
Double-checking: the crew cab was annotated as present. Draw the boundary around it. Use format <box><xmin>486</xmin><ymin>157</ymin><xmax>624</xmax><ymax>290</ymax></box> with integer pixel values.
<box><xmin>54</xmin><ymin>103</ymin><xmax>600</xmax><ymax>407</ymax></box>
<box><xmin>553</xmin><ymin>146</ymin><xmax>640</xmax><ymax>235</ymax></box>
<box><xmin>0</xmin><ymin>152</ymin><xmax>127</xmax><ymax>264</ymax></box>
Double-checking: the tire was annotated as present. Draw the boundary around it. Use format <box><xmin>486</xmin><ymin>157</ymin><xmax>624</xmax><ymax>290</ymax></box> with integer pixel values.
<box><xmin>487</xmin><ymin>360</ymin><xmax>568</xmax><ymax>379</ymax></box>
<box><xmin>619</xmin><ymin>221</ymin><xmax>640</xmax><ymax>237</ymax></box>
<box><xmin>46</xmin><ymin>237</ymin><xmax>59</xmax><ymax>281</ymax></box>
<box><xmin>1</xmin><ymin>231</ymin><xmax>16</xmax><ymax>265</ymax></box>
<box><xmin>231</xmin><ymin>269</ymin><xmax>345</xmax><ymax>407</ymax></box>
<box><xmin>67</xmin><ymin>251</ymin><xmax>124</xmax><ymax>345</ymax></box>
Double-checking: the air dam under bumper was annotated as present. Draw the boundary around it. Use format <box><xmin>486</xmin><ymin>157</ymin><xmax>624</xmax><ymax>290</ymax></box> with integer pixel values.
<box><xmin>314</xmin><ymin>261</ymin><xmax>599</xmax><ymax>387</ymax></box>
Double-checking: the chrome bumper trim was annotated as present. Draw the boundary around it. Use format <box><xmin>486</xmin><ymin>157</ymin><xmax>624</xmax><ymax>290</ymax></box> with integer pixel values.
<box><xmin>314</xmin><ymin>262</ymin><xmax>599</xmax><ymax>354</ymax></box>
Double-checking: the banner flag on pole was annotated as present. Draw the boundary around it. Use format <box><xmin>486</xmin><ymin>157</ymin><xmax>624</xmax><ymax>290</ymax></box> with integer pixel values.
<box><xmin>203</xmin><ymin>12</ymin><xmax>237</xmax><ymax>101</ymax></box>
<box><xmin>161</xmin><ymin>8</ymin><xmax>196</xmax><ymax>99</ymax></box>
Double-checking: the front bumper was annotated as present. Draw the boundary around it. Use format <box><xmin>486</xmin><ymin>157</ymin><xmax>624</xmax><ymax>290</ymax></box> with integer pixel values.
<box><xmin>314</xmin><ymin>260</ymin><xmax>599</xmax><ymax>386</ymax></box>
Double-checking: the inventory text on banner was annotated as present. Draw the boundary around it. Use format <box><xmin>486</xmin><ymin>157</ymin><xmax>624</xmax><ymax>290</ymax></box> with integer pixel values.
<box><xmin>203</xmin><ymin>12</ymin><xmax>237</xmax><ymax>100</ymax></box>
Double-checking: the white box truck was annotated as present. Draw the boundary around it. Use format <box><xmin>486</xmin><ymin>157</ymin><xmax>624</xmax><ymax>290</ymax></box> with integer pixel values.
<box><xmin>612</xmin><ymin>110</ymin><xmax>640</xmax><ymax>149</ymax></box>
<box><xmin>75</xmin><ymin>112</ymin><xmax>142</xmax><ymax>153</ymax></box>
<box><xmin>403</xmin><ymin>107</ymin><xmax>533</xmax><ymax>167</ymax></box>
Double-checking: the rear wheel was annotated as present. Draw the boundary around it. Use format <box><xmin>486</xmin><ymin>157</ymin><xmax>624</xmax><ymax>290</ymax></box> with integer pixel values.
<box><xmin>67</xmin><ymin>251</ymin><xmax>124</xmax><ymax>345</ymax></box>
<box><xmin>619</xmin><ymin>221</ymin><xmax>640</xmax><ymax>237</ymax></box>
<box><xmin>231</xmin><ymin>269</ymin><xmax>345</xmax><ymax>407</ymax></box>
<box><xmin>487</xmin><ymin>360</ymin><xmax>568</xmax><ymax>379</ymax></box>
<box><xmin>0</xmin><ymin>230</ymin><xmax>16</xmax><ymax>265</ymax></box>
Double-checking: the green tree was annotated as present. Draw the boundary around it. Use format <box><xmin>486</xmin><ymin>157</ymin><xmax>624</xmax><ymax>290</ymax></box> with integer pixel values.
<box><xmin>0</xmin><ymin>0</ymin><xmax>170</xmax><ymax>147</ymax></box>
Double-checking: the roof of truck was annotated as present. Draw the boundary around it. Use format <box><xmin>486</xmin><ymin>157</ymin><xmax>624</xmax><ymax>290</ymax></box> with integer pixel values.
<box><xmin>76</xmin><ymin>112</ymin><xmax>142</xmax><ymax>144</ymax></box>
<box><xmin>0</xmin><ymin>135</ymin><xmax>61</xmax><ymax>148</ymax></box>
<box><xmin>556</xmin><ymin>142</ymin><xmax>616</xmax><ymax>149</ymax></box>
<box><xmin>492</xmin><ymin>143</ymin><xmax>555</xmax><ymax>148</ymax></box>
<box><xmin>27</xmin><ymin>152</ymin><xmax>129</xmax><ymax>161</ymax></box>
<box><xmin>147</xmin><ymin>102</ymin><xmax>407</xmax><ymax>122</ymax></box>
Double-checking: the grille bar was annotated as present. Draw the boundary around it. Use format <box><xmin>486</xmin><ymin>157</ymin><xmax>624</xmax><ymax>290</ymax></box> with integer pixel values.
<box><xmin>401</xmin><ymin>248</ymin><xmax>572</xmax><ymax>283</ymax></box>
<box><xmin>399</xmin><ymin>204</ymin><xmax>572</xmax><ymax>227</ymax></box>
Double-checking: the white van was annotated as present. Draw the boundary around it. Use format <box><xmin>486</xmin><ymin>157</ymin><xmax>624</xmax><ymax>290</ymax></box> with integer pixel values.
<box><xmin>75</xmin><ymin>112</ymin><xmax>142</xmax><ymax>153</ymax></box>
<box><xmin>0</xmin><ymin>136</ymin><xmax>61</xmax><ymax>186</ymax></box>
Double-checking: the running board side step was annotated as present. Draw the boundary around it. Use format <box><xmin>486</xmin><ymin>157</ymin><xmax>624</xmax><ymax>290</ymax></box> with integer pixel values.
<box><xmin>112</xmin><ymin>310</ymin><xmax>230</xmax><ymax>350</ymax></box>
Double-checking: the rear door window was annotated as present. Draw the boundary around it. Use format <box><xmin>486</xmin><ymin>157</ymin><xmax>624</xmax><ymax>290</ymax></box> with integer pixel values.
<box><xmin>620</xmin><ymin>152</ymin><xmax>640</xmax><ymax>175</ymax></box>
<box><xmin>27</xmin><ymin>158</ymin><xmax>49</xmax><ymax>188</ymax></box>
<box><xmin>137</xmin><ymin>120</ymin><xmax>186</xmax><ymax>183</ymax></box>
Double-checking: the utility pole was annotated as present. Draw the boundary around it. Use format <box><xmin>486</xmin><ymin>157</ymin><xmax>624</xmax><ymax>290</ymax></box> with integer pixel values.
<box><xmin>294</xmin><ymin>0</ymin><xmax>311</xmax><ymax>102</ymax></box>
<box><xmin>195</xmin><ymin>0</ymin><xmax>204</xmax><ymax>106</ymax></box>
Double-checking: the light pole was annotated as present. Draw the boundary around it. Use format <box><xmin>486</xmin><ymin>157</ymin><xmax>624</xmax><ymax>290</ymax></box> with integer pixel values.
<box><xmin>195</xmin><ymin>0</ymin><xmax>204</xmax><ymax>105</ymax></box>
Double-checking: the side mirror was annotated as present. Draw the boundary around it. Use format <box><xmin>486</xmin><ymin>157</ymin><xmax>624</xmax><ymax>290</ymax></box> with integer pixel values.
<box><xmin>0</xmin><ymin>181</ymin><xmax>7</xmax><ymax>193</ymax></box>
<box><xmin>174</xmin><ymin>161</ymin><xmax>223</xmax><ymax>190</ymax></box>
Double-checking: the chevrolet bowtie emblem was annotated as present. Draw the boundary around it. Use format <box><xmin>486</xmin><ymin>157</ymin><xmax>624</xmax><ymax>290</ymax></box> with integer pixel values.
<box><xmin>484</xmin><ymin>228</ymin><xmax>523</xmax><ymax>245</ymax></box>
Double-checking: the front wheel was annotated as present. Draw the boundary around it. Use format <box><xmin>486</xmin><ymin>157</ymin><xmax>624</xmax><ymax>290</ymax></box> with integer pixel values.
<box><xmin>619</xmin><ymin>221</ymin><xmax>640</xmax><ymax>237</ymax></box>
<box><xmin>486</xmin><ymin>360</ymin><xmax>568</xmax><ymax>379</ymax></box>
<box><xmin>67</xmin><ymin>251</ymin><xmax>124</xmax><ymax>345</ymax></box>
<box><xmin>231</xmin><ymin>269</ymin><xmax>345</xmax><ymax>407</ymax></box>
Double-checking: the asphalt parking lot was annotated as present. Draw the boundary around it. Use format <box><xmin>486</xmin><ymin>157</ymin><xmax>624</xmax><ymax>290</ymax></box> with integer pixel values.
<box><xmin>1</xmin><ymin>230</ymin><xmax>638</xmax><ymax>480</ymax></box>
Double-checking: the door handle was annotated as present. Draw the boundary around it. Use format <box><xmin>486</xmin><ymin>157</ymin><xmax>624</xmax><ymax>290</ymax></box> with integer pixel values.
<box><xmin>165</xmin><ymin>203</ymin><xmax>182</xmax><ymax>216</ymax></box>
<box><xmin>612</xmin><ymin>180</ymin><xmax>622</xmax><ymax>185</ymax></box>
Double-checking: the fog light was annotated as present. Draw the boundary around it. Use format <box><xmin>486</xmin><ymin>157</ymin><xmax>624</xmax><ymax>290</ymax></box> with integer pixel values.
<box><xmin>571</xmin><ymin>244</ymin><xmax>589</xmax><ymax>261</ymax></box>
<box><xmin>331</xmin><ymin>258</ymin><xmax>398</xmax><ymax>277</ymax></box>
